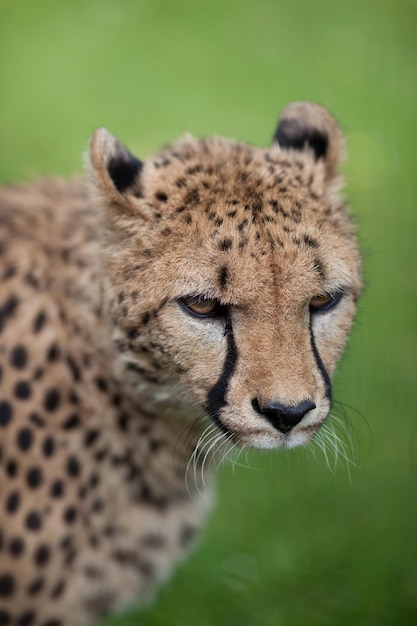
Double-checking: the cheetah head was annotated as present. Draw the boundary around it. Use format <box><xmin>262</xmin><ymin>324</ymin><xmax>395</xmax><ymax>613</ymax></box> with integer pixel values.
<box><xmin>88</xmin><ymin>102</ymin><xmax>361</xmax><ymax>450</ymax></box>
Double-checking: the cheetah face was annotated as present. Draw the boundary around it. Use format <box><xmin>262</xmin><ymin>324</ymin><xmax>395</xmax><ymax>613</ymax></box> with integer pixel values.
<box><xmin>89</xmin><ymin>102</ymin><xmax>362</xmax><ymax>450</ymax></box>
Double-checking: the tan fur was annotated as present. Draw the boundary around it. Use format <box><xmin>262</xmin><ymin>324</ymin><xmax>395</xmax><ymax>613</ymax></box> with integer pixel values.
<box><xmin>0</xmin><ymin>103</ymin><xmax>361</xmax><ymax>625</ymax></box>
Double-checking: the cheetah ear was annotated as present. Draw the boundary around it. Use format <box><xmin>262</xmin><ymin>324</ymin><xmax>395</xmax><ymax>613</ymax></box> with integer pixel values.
<box><xmin>88</xmin><ymin>127</ymin><xmax>144</xmax><ymax>209</ymax></box>
<box><xmin>273</xmin><ymin>102</ymin><xmax>344</xmax><ymax>181</ymax></box>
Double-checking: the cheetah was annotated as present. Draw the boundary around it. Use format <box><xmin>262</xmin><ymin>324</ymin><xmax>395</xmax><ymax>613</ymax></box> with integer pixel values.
<box><xmin>0</xmin><ymin>102</ymin><xmax>362</xmax><ymax>625</ymax></box>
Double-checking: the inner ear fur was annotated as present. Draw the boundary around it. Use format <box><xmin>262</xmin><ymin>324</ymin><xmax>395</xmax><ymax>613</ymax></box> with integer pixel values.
<box><xmin>88</xmin><ymin>127</ymin><xmax>144</xmax><ymax>210</ymax></box>
<box><xmin>273</xmin><ymin>101</ymin><xmax>344</xmax><ymax>181</ymax></box>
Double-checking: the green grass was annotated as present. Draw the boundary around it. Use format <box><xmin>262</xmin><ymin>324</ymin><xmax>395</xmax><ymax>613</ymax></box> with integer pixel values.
<box><xmin>1</xmin><ymin>0</ymin><xmax>416</xmax><ymax>624</ymax></box>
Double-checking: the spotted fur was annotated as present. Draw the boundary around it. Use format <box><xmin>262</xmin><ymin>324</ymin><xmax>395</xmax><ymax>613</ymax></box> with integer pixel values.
<box><xmin>0</xmin><ymin>102</ymin><xmax>361</xmax><ymax>625</ymax></box>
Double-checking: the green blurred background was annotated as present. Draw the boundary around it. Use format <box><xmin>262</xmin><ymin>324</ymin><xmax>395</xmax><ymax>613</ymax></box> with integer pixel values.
<box><xmin>1</xmin><ymin>0</ymin><xmax>416</xmax><ymax>624</ymax></box>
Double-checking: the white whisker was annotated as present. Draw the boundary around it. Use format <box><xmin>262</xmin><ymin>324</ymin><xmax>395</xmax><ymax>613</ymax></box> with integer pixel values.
<box><xmin>310</xmin><ymin>410</ymin><xmax>359</xmax><ymax>481</ymax></box>
<box><xmin>200</xmin><ymin>432</ymin><xmax>226</xmax><ymax>493</ymax></box>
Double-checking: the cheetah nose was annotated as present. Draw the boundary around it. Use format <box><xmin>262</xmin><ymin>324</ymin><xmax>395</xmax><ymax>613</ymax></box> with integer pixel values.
<box><xmin>251</xmin><ymin>398</ymin><xmax>316</xmax><ymax>434</ymax></box>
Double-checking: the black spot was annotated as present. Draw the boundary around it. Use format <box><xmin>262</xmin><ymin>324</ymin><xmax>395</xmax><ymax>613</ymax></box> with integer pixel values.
<box><xmin>219</xmin><ymin>238</ymin><xmax>233</xmax><ymax>252</ymax></box>
<box><xmin>0</xmin><ymin>401</ymin><xmax>12</xmax><ymax>427</ymax></box>
<box><xmin>84</xmin><ymin>564</ymin><xmax>104</xmax><ymax>579</ymax></box>
<box><xmin>62</xmin><ymin>414</ymin><xmax>80</xmax><ymax>430</ymax></box>
<box><xmin>275</xmin><ymin>119</ymin><xmax>329</xmax><ymax>160</ymax></box>
<box><xmin>42</xmin><ymin>619</ymin><xmax>62</xmax><ymax>626</ymax></box>
<box><xmin>5</xmin><ymin>460</ymin><xmax>17</xmax><ymax>478</ymax></box>
<box><xmin>33</xmin><ymin>367</ymin><xmax>44</xmax><ymax>381</ymax></box>
<box><xmin>14</xmin><ymin>380</ymin><xmax>32</xmax><ymax>400</ymax></box>
<box><xmin>84</xmin><ymin>430</ymin><xmax>100</xmax><ymax>447</ymax></box>
<box><xmin>26</xmin><ymin>467</ymin><xmax>43</xmax><ymax>489</ymax></box>
<box><xmin>5</xmin><ymin>491</ymin><xmax>20</xmax><ymax>514</ymax></box>
<box><xmin>218</xmin><ymin>266</ymin><xmax>229</xmax><ymax>288</ymax></box>
<box><xmin>83</xmin><ymin>352</ymin><xmax>92</xmax><ymax>367</ymax></box>
<box><xmin>142</xmin><ymin>312</ymin><xmax>150</xmax><ymax>325</ymax></box>
<box><xmin>94</xmin><ymin>448</ymin><xmax>108</xmax><ymax>463</ymax></box>
<box><xmin>17</xmin><ymin>612</ymin><xmax>36</xmax><ymax>626</ymax></box>
<box><xmin>206</xmin><ymin>318</ymin><xmax>237</xmax><ymax>436</ymax></box>
<box><xmin>0</xmin><ymin>574</ymin><xmax>15</xmax><ymax>597</ymax></box>
<box><xmin>127</xmin><ymin>327</ymin><xmax>139</xmax><ymax>340</ymax></box>
<box><xmin>103</xmin><ymin>525</ymin><xmax>118</xmax><ymax>538</ymax></box>
<box><xmin>67</xmin><ymin>455</ymin><xmax>81</xmax><ymax>477</ymax></box>
<box><xmin>137</xmin><ymin>483</ymin><xmax>168</xmax><ymax>511</ymax></box>
<box><xmin>33</xmin><ymin>311</ymin><xmax>47</xmax><ymax>334</ymax></box>
<box><xmin>94</xmin><ymin>376</ymin><xmax>108</xmax><ymax>392</ymax></box>
<box><xmin>0</xmin><ymin>611</ymin><xmax>10</xmax><ymax>626</ymax></box>
<box><xmin>155</xmin><ymin>191</ymin><xmax>168</xmax><ymax>202</ymax></box>
<box><xmin>180</xmin><ymin>524</ymin><xmax>198</xmax><ymax>547</ymax></box>
<box><xmin>50</xmin><ymin>479</ymin><xmax>65</xmax><ymax>498</ymax></box>
<box><xmin>25</xmin><ymin>511</ymin><xmax>42</xmax><ymax>531</ymax></box>
<box><xmin>29</xmin><ymin>412</ymin><xmax>45</xmax><ymax>428</ymax></box>
<box><xmin>89</xmin><ymin>473</ymin><xmax>100</xmax><ymax>489</ymax></box>
<box><xmin>136</xmin><ymin>559</ymin><xmax>155</xmax><ymax>580</ymax></box>
<box><xmin>66</xmin><ymin>355</ymin><xmax>81</xmax><ymax>382</ymax></box>
<box><xmin>60</xmin><ymin>535</ymin><xmax>73</xmax><ymax>552</ymax></box>
<box><xmin>118</xmin><ymin>413</ymin><xmax>129</xmax><ymax>431</ymax></box>
<box><xmin>0</xmin><ymin>295</ymin><xmax>19</xmax><ymax>333</ymax></box>
<box><xmin>91</xmin><ymin>498</ymin><xmax>104</xmax><ymax>514</ymax></box>
<box><xmin>63</xmin><ymin>506</ymin><xmax>77</xmax><ymax>524</ymax></box>
<box><xmin>69</xmin><ymin>390</ymin><xmax>80</xmax><ymax>405</ymax></box>
<box><xmin>149</xmin><ymin>439</ymin><xmax>164</xmax><ymax>453</ymax></box>
<box><xmin>34</xmin><ymin>544</ymin><xmax>50</xmax><ymax>567</ymax></box>
<box><xmin>42</xmin><ymin>436</ymin><xmax>55</xmax><ymax>458</ymax></box>
<box><xmin>10</xmin><ymin>345</ymin><xmax>28</xmax><ymax>369</ymax></box>
<box><xmin>141</xmin><ymin>533</ymin><xmax>165</xmax><ymax>548</ymax></box>
<box><xmin>303</xmin><ymin>234</ymin><xmax>319</xmax><ymax>248</ymax></box>
<box><xmin>44</xmin><ymin>388</ymin><xmax>60</xmax><ymax>412</ymax></box>
<box><xmin>50</xmin><ymin>579</ymin><xmax>66</xmax><ymax>599</ymax></box>
<box><xmin>78</xmin><ymin>486</ymin><xmax>87</xmax><ymax>500</ymax></box>
<box><xmin>16</xmin><ymin>427</ymin><xmax>33</xmax><ymax>451</ymax></box>
<box><xmin>108</xmin><ymin>152</ymin><xmax>143</xmax><ymax>193</ymax></box>
<box><xmin>112</xmin><ymin>393</ymin><xmax>122</xmax><ymax>407</ymax></box>
<box><xmin>184</xmin><ymin>188</ymin><xmax>200</xmax><ymax>205</ymax></box>
<box><xmin>47</xmin><ymin>343</ymin><xmax>61</xmax><ymax>362</ymax></box>
<box><xmin>9</xmin><ymin>537</ymin><xmax>25</xmax><ymax>557</ymax></box>
<box><xmin>237</xmin><ymin>218</ymin><xmax>249</xmax><ymax>232</ymax></box>
<box><xmin>27</xmin><ymin>577</ymin><xmax>44</xmax><ymax>595</ymax></box>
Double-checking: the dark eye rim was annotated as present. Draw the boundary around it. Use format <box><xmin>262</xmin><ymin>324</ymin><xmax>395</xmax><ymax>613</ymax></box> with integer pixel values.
<box><xmin>309</xmin><ymin>290</ymin><xmax>345</xmax><ymax>313</ymax></box>
<box><xmin>178</xmin><ymin>295</ymin><xmax>227</xmax><ymax>319</ymax></box>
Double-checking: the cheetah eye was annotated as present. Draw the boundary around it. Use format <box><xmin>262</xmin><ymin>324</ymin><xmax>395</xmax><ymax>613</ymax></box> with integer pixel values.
<box><xmin>309</xmin><ymin>291</ymin><xmax>343</xmax><ymax>313</ymax></box>
<box><xmin>179</xmin><ymin>295</ymin><xmax>226</xmax><ymax>318</ymax></box>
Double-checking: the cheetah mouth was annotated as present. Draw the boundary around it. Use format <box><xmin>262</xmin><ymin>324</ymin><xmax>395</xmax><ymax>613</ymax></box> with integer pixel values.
<box><xmin>220</xmin><ymin>423</ymin><xmax>321</xmax><ymax>451</ymax></box>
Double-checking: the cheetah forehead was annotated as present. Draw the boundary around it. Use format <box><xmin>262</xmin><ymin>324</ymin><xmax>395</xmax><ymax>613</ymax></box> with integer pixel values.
<box><xmin>89</xmin><ymin>101</ymin><xmax>344</xmax><ymax>224</ymax></box>
<box><xmin>89</xmin><ymin>102</ymin><xmax>360</xmax><ymax>305</ymax></box>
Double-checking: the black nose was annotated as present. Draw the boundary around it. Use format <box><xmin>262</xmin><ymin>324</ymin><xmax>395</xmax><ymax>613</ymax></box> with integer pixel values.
<box><xmin>251</xmin><ymin>398</ymin><xmax>316</xmax><ymax>434</ymax></box>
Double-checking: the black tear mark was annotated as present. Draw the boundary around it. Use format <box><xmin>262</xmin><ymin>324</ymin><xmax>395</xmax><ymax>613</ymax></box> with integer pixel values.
<box><xmin>275</xmin><ymin>119</ymin><xmax>329</xmax><ymax>160</ymax></box>
<box><xmin>219</xmin><ymin>266</ymin><xmax>229</xmax><ymax>288</ymax></box>
<box><xmin>206</xmin><ymin>319</ymin><xmax>238</xmax><ymax>435</ymax></box>
<box><xmin>108</xmin><ymin>153</ymin><xmax>143</xmax><ymax>193</ymax></box>
<box><xmin>310</xmin><ymin>323</ymin><xmax>331</xmax><ymax>402</ymax></box>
